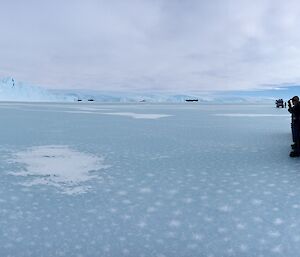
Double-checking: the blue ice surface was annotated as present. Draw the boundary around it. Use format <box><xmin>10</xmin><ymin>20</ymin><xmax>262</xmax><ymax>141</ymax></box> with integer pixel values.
<box><xmin>0</xmin><ymin>102</ymin><xmax>298</xmax><ymax>257</ymax></box>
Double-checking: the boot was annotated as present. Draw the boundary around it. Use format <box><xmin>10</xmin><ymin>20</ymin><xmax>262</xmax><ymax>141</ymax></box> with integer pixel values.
<box><xmin>290</xmin><ymin>151</ymin><xmax>300</xmax><ymax>157</ymax></box>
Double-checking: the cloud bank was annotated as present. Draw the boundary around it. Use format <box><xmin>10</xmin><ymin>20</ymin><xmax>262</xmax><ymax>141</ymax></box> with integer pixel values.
<box><xmin>1</xmin><ymin>0</ymin><xmax>300</xmax><ymax>92</ymax></box>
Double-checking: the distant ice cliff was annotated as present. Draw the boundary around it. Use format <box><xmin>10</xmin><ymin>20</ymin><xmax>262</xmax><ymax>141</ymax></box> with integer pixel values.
<box><xmin>0</xmin><ymin>77</ymin><xmax>280</xmax><ymax>103</ymax></box>
<box><xmin>0</xmin><ymin>77</ymin><xmax>73</xmax><ymax>102</ymax></box>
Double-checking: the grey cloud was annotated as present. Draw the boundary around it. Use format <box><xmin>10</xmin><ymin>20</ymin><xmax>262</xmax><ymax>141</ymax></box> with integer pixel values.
<box><xmin>1</xmin><ymin>0</ymin><xmax>300</xmax><ymax>91</ymax></box>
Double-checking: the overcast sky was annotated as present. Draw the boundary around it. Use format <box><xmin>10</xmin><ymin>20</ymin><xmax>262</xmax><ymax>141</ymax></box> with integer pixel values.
<box><xmin>1</xmin><ymin>0</ymin><xmax>300</xmax><ymax>92</ymax></box>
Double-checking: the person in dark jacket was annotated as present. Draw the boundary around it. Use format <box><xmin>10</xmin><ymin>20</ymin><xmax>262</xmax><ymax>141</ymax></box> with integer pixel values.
<box><xmin>288</xmin><ymin>96</ymin><xmax>300</xmax><ymax>157</ymax></box>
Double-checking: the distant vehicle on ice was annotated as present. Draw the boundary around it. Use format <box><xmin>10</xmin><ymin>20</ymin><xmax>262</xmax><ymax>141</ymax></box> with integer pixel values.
<box><xmin>275</xmin><ymin>99</ymin><xmax>285</xmax><ymax>108</ymax></box>
<box><xmin>185</xmin><ymin>99</ymin><xmax>198</xmax><ymax>102</ymax></box>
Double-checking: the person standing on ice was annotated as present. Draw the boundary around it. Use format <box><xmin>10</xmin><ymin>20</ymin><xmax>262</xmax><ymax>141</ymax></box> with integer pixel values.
<box><xmin>288</xmin><ymin>96</ymin><xmax>300</xmax><ymax>157</ymax></box>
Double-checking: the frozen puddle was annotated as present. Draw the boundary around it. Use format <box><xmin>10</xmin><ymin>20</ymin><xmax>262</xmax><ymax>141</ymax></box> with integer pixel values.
<box><xmin>9</xmin><ymin>145</ymin><xmax>109</xmax><ymax>195</ymax></box>
<box><xmin>103</xmin><ymin>112</ymin><xmax>172</xmax><ymax>119</ymax></box>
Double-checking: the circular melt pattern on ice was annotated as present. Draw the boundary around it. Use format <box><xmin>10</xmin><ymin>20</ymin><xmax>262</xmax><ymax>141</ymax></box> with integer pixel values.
<box><xmin>9</xmin><ymin>145</ymin><xmax>109</xmax><ymax>195</ymax></box>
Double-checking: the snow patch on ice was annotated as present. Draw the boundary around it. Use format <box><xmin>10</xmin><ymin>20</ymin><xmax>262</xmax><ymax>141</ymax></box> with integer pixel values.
<box><xmin>71</xmin><ymin>106</ymin><xmax>112</xmax><ymax>111</ymax></box>
<box><xmin>8</xmin><ymin>145</ymin><xmax>109</xmax><ymax>195</ymax></box>
<box><xmin>103</xmin><ymin>112</ymin><xmax>172</xmax><ymax>119</ymax></box>
<box><xmin>64</xmin><ymin>111</ymin><xmax>96</xmax><ymax>114</ymax></box>
<box><xmin>215</xmin><ymin>113</ymin><xmax>289</xmax><ymax>117</ymax></box>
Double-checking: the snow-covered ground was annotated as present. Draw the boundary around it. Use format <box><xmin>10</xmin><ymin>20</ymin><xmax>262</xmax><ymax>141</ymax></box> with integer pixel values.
<box><xmin>0</xmin><ymin>102</ymin><xmax>298</xmax><ymax>257</ymax></box>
